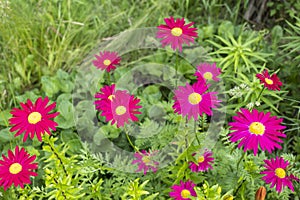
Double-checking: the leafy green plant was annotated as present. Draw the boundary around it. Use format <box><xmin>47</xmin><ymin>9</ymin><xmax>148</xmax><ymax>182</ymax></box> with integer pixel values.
<box><xmin>208</xmin><ymin>22</ymin><xmax>271</xmax><ymax>74</ymax></box>
<box><xmin>121</xmin><ymin>179</ymin><xmax>159</xmax><ymax>200</ymax></box>
<box><xmin>282</xmin><ymin>17</ymin><xmax>300</xmax><ymax>61</ymax></box>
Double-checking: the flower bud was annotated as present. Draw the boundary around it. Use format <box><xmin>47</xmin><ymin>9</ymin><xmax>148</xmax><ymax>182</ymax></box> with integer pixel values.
<box><xmin>255</xmin><ymin>186</ymin><xmax>266</xmax><ymax>200</ymax></box>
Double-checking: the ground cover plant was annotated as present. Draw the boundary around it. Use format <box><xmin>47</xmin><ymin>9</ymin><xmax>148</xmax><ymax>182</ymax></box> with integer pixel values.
<box><xmin>0</xmin><ymin>0</ymin><xmax>299</xmax><ymax>199</ymax></box>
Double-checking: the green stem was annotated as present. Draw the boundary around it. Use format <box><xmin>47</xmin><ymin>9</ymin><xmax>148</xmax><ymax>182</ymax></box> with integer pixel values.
<box><xmin>45</xmin><ymin>136</ymin><xmax>68</xmax><ymax>176</ymax></box>
<box><xmin>256</xmin><ymin>87</ymin><xmax>265</xmax><ymax>103</ymax></box>
<box><xmin>53</xmin><ymin>177</ymin><xmax>68</xmax><ymax>200</ymax></box>
<box><xmin>124</xmin><ymin>127</ymin><xmax>139</xmax><ymax>153</ymax></box>
<box><xmin>107</xmin><ymin>72</ymin><xmax>111</xmax><ymax>85</ymax></box>
<box><xmin>201</xmin><ymin>115</ymin><xmax>205</xmax><ymax>131</ymax></box>
<box><xmin>0</xmin><ymin>109</ymin><xmax>9</xmax><ymax>127</ymax></box>
<box><xmin>175</xmin><ymin>50</ymin><xmax>179</xmax><ymax>87</ymax></box>
<box><xmin>234</xmin><ymin>179</ymin><xmax>246</xmax><ymax>197</ymax></box>
<box><xmin>236</xmin><ymin>151</ymin><xmax>246</xmax><ymax>171</ymax></box>
<box><xmin>194</xmin><ymin>120</ymin><xmax>201</xmax><ymax>145</ymax></box>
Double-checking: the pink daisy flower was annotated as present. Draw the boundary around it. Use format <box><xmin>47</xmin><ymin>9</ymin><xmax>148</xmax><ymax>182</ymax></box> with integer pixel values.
<box><xmin>228</xmin><ymin>108</ymin><xmax>286</xmax><ymax>156</ymax></box>
<box><xmin>157</xmin><ymin>16</ymin><xmax>198</xmax><ymax>52</ymax></box>
<box><xmin>256</xmin><ymin>69</ymin><xmax>282</xmax><ymax>91</ymax></box>
<box><xmin>169</xmin><ymin>180</ymin><xmax>197</xmax><ymax>200</ymax></box>
<box><xmin>261</xmin><ymin>157</ymin><xmax>299</xmax><ymax>193</ymax></box>
<box><xmin>100</xmin><ymin>90</ymin><xmax>142</xmax><ymax>127</ymax></box>
<box><xmin>194</xmin><ymin>62</ymin><xmax>221</xmax><ymax>82</ymax></box>
<box><xmin>0</xmin><ymin>146</ymin><xmax>38</xmax><ymax>190</ymax></box>
<box><xmin>9</xmin><ymin>97</ymin><xmax>59</xmax><ymax>142</ymax></box>
<box><xmin>173</xmin><ymin>81</ymin><xmax>220</xmax><ymax>120</ymax></box>
<box><xmin>131</xmin><ymin>150</ymin><xmax>159</xmax><ymax>175</ymax></box>
<box><xmin>92</xmin><ymin>51</ymin><xmax>121</xmax><ymax>72</ymax></box>
<box><xmin>94</xmin><ymin>84</ymin><xmax>116</xmax><ymax>110</ymax></box>
<box><xmin>189</xmin><ymin>150</ymin><xmax>214</xmax><ymax>172</ymax></box>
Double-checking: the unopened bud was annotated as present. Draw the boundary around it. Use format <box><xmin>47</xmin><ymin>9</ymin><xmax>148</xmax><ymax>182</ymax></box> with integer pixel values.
<box><xmin>255</xmin><ymin>186</ymin><xmax>266</xmax><ymax>200</ymax></box>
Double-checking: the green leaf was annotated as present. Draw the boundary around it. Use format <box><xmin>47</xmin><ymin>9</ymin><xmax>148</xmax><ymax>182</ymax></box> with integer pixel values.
<box><xmin>56</xmin><ymin>100</ymin><xmax>75</xmax><ymax>129</ymax></box>
<box><xmin>0</xmin><ymin>109</ymin><xmax>11</xmax><ymax>126</ymax></box>
<box><xmin>14</xmin><ymin>62</ymin><xmax>26</xmax><ymax>81</ymax></box>
<box><xmin>261</xmin><ymin>96</ymin><xmax>280</xmax><ymax>112</ymax></box>
<box><xmin>0</xmin><ymin>127</ymin><xmax>14</xmax><ymax>143</ymax></box>
<box><xmin>41</xmin><ymin>76</ymin><xmax>60</xmax><ymax>98</ymax></box>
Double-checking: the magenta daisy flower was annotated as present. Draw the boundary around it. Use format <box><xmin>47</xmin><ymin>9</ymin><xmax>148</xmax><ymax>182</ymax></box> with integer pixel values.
<box><xmin>100</xmin><ymin>90</ymin><xmax>142</xmax><ymax>127</ymax></box>
<box><xmin>261</xmin><ymin>157</ymin><xmax>299</xmax><ymax>193</ymax></box>
<box><xmin>189</xmin><ymin>150</ymin><xmax>214</xmax><ymax>172</ymax></box>
<box><xmin>92</xmin><ymin>51</ymin><xmax>121</xmax><ymax>72</ymax></box>
<box><xmin>194</xmin><ymin>62</ymin><xmax>221</xmax><ymax>82</ymax></box>
<box><xmin>94</xmin><ymin>84</ymin><xmax>116</xmax><ymax>110</ymax></box>
<box><xmin>169</xmin><ymin>180</ymin><xmax>197</xmax><ymax>200</ymax></box>
<box><xmin>173</xmin><ymin>81</ymin><xmax>220</xmax><ymax>120</ymax></box>
<box><xmin>228</xmin><ymin>108</ymin><xmax>286</xmax><ymax>156</ymax></box>
<box><xmin>9</xmin><ymin>97</ymin><xmax>59</xmax><ymax>142</ymax></box>
<box><xmin>157</xmin><ymin>16</ymin><xmax>198</xmax><ymax>52</ymax></box>
<box><xmin>131</xmin><ymin>150</ymin><xmax>159</xmax><ymax>175</ymax></box>
<box><xmin>256</xmin><ymin>70</ymin><xmax>282</xmax><ymax>91</ymax></box>
<box><xmin>0</xmin><ymin>146</ymin><xmax>38</xmax><ymax>190</ymax></box>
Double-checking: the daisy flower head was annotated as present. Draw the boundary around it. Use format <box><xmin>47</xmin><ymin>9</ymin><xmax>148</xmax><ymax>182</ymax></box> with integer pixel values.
<box><xmin>228</xmin><ymin>108</ymin><xmax>286</xmax><ymax>156</ymax></box>
<box><xmin>261</xmin><ymin>157</ymin><xmax>299</xmax><ymax>193</ymax></box>
<box><xmin>194</xmin><ymin>62</ymin><xmax>221</xmax><ymax>82</ymax></box>
<box><xmin>189</xmin><ymin>150</ymin><xmax>214</xmax><ymax>172</ymax></box>
<box><xmin>9</xmin><ymin>97</ymin><xmax>59</xmax><ymax>142</ymax></box>
<box><xmin>94</xmin><ymin>84</ymin><xmax>116</xmax><ymax>110</ymax></box>
<box><xmin>0</xmin><ymin>146</ymin><xmax>38</xmax><ymax>190</ymax></box>
<box><xmin>131</xmin><ymin>150</ymin><xmax>159</xmax><ymax>175</ymax></box>
<box><xmin>92</xmin><ymin>51</ymin><xmax>121</xmax><ymax>72</ymax></box>
<box><xmin>256</xmin><ymin>69</ymin><xmax>282</xmax><ymax>91</ymax></box>
<box><xmin>156</xmin><ymin>16</ymin><xmax>198</xmax><ymax>52</ymax></box>
<box><xmin>169</xmin><ymin>180</ymin><xmax>197</xmax><ymax>200</ymax></box>
<box><xmin>100</xmin><ymin>90</ymin><xmax>142</xmax><ymax>128</ymax></box>
<box><xmin>173</xmin><ymin>81</ymin><xmax>220</xmax><ymax>120</ymax></box>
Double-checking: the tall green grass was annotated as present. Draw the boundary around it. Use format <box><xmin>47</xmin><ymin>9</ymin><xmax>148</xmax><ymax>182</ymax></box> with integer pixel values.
<box><xmin>0</xmin><ymin>0</ymin><xmax>182</xmax><ymax>109</ymax></box>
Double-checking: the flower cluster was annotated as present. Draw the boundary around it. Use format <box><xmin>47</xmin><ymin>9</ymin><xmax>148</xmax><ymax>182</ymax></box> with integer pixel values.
<box><xmin>0</xmin><ymin>97</ymin><xmax>59</xmax><ymax>190</ymax></box>
<box><xmin>153</xmin><ymin>17</ymin><xmax>296</xmax><ymax>197</ymax></box>
<box><xmin>94</xmin><ymin>84</ymin><xmax>142</xmax><ymax>128</ymax></box>
<box><xmin>93</xmin><ymin>18</ymin><xmax>221</xmax><ymax>184</ymax></box>
<box><xmin>227</xmin><ymin>69</ymin><xmax>299</xmax><ymax>193</ymax></box>
<box><xmin>1</xmin><ymin>14</ymin><xmax>297</xmax><ymax>199</ymax></box>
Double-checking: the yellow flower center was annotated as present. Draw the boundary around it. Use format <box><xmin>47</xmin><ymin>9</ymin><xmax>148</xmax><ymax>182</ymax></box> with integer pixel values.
<box><xmin>115</xmin><ymin>106</ymin><xmax>126</xmax><ymax>115</ymax></box>
<box><xmin>9</xmin><ymin>163</ymin><xmax>22</xmax><ymax>174</ymax></box>
<box><xmin>181</xmin><ymin>189</ymin><xmax>191</xmax><ymax>198</ymax></box>
<box><xmin>108</xmin><ymin>95</ymin><xmax>115</xmax><ymax>101</ymax></box>
<box><xmin>275</xmin><ymin>168</ymin><xmax>286</xmax><ymax>178</ymax></box>
<box><xmin>171</xmin><ymin>27</ymin><xmax>183</xmax><ymax>37</ymax></box>
<box><xmin>249</xmin><ymin>122</ymin><xmax>265</xmax><ymax>135</ymax></box>
<box><xmin>198</xmin><ymin>156</ymin><xmax>205</xmax><ymax>163</ymax></box>
<box><xmin>188</xmin><ymin>92</ymin><xmax>202</xmax><ymax>105</ymax></box>
<box><xmin>264</xmin><ymin>78</ymin><xmax>273</xmax><ymax>85</ymax></box>
<box><xmin>28</xmin><ymin>112</ymin><xmax>42</xmax><ymax>124</ymax></box>
<box><xmin>203</xmin><ymin>72</ymin><xmax>213</xmax><ymax>80</ymax></box>
<box><xmin>103</xmin><ymin>59</ymin><xmax>111</xmax><ymax>66</ymax></box>
<box><xmin>142</xmin><ymin>156</ymin><xmax>151</xmax><ymax>164</ymax></box>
